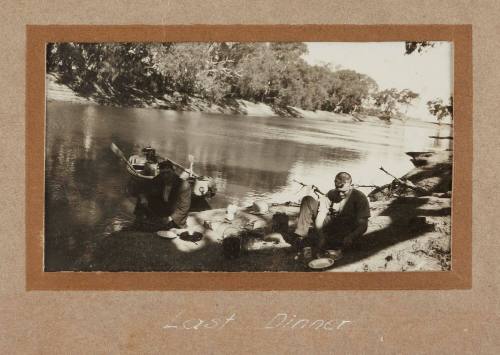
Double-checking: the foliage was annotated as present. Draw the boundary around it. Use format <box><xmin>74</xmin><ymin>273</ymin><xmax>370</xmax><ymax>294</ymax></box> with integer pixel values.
<box><xmin>427</xmin><ymin>96</ymin><xmax>453</xmax><ymax>122</ymax></box>
<box><xmin>398</xmin><ymin>88</ymin><xmax>420</xmax><ymax>115</ymax></box>
<box><xmin>47</xmin><ymin>42</ymin><xmax>418</xmax><ymax>120</ymax></box>
<box><xmin>405</xmin><ymin>41</ymin><xmax>435</xmax><ymax>55</ymax></box>
<box><xmin>372</xmin><ymin>88</ymin><xmax>419</xmax><ymax>120</ymax></box>
<box><xmin>326</xmin><ymin>69</ymin><xmax>378</xmax><ymax>113</ymax></box>
<box><xmin>47</xmin><ymin>43</ymin><xmax>162</xmax><ymax>105</ymax></box>
<box><xmin>150</xmin><ymin>43</ymin><xmax>240</xmax><ymax>103</ymax></box>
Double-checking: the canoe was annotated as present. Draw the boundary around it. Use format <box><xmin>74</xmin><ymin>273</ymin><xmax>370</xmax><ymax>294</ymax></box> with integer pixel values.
<box><xmin>111</xmin><ymin>143</ymin><xmax>216</xmax><ymax>203</ymax></box>
<box><xmin>111</xmin><ymin>143</ymin><xmax>190</xmax><ymax>180</ymax></box>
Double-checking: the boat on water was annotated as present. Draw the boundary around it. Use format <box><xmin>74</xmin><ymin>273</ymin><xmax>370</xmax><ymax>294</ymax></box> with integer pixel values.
<box><xmin>111</xmin><ymin>143</ymin><xmax>216</xmax><ymax>200</ymax></box>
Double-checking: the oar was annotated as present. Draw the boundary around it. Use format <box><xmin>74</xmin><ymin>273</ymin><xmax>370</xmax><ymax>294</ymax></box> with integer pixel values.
<box><xmin>293</xmin><ymin>178</ymin><xmax>379</xmax><ymax>192</ymax></box>
<box><xmin>188</xmin><ymin>154</ymin><xmax>194</xmax><ymax>178</ymax></box>
<box><xmin>292</xmin><ymin>179</ymin><xmax>325</xmax><ymax>196</ymax></box>
<box><xmin>379</xmin><ymin>166</ymin><xmax>426</xmax><ymax>193</ymax></box>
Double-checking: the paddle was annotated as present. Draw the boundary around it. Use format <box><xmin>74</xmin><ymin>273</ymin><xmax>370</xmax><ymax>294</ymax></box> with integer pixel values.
<box><xmin>379</xmin><ymin>166</ymin><xmax>427</xmax><ymax>194</ymax></box>
<box><xmin>188</xmin><ymin>154</ymin><xmax>194</xmax><ymax>178</ymax></box>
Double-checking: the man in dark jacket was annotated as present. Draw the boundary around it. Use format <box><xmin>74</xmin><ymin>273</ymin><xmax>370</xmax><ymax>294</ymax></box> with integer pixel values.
<box><xmin>289</xmin><ymin>172</ymin><xmax>370</xmax><ymax>255</ymax></box>
<box><xmin>135</xmin><ymin>160</ymin><xmax>192</xmax><ymax>230</ymax></box>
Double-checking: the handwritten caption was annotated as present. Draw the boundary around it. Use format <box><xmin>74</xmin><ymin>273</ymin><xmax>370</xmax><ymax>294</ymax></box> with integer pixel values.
<box><xmin>163</xmin><ymin>311</ymin><xmax>352</xmax><ymax>332</ymax></box>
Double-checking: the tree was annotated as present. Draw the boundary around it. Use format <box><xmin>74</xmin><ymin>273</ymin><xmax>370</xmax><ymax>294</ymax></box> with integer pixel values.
<box><xmin>150</xmin><ymin>43</ymin><xmax>241</xmax><ymax>103</ymax></box>
<box><xmin>397</xmin><ymin>89</ymin><xmax>419</xmax><ymax>114</ymax></box>
<box><xmin>405</xmin><ymin>41</ymin><xmax>435</xmax><ymax>55</ymax></box>
<box><xmin>371</xmin><ymin>88</ymin><xmax>420</xmax><ymax>120</ymax></box>
<box><xmin>327</xmin><ymin>70</ymin><xmax>378</xmax><ymax>113</ymax></box>
<box><xmin>233</xmin><ymin>43</ymin><xmax>278</xmax><ymax>102</ymax></box>
<box><xmin>46</xmin><ymin>41</ymin><xmax>384</xmax><ymax>116</ymax></box>
<box><xmin>47</xmin><ymin>42</ymin><xmax>161</xmax><ymax>104</ymax></box>
<box><xmin>427</xmin><ymin>96</ymin><xmax>453</xmax><ymax>123</ymax></box>
<box><xmin>372</xmin><ymin>88</ymin><xmax>401</xmax><ymax>119</ymax></box>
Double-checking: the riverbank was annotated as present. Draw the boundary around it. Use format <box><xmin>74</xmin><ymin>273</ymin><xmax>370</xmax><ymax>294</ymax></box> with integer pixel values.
<box><xmin>46</xmin><ymin>73</ymin><xmax>389</xmax><ymax>123</ymax></box>
<box><xmin>76</xmin><ymin>151</ymin><xmax>451</xmax><ymax>272</ymax></box>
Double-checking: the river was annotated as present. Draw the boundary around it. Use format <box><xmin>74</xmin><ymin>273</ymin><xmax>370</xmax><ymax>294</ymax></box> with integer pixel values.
<box><xmin>44</xmin><ymin>101</ymin><xmax>451</xmax><ymax>270</ymax></box>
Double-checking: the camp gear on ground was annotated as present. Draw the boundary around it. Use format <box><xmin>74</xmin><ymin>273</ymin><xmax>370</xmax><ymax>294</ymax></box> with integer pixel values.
<box><xmin>271</xmin><ymin>212</ymin><xmax>289</xmax><ymax>234</ymax></box>
<box><xmin>179</xmin><ymin>231</ymin><xmax>203</xmax><ymax>243</ymax></box>
<box><xmin>263</xmin><ymin>232</ymin><xmax>284</xmax><ymax>244</ymax></box>
<box><xmin>249</xmin><ymin>200</ymin><xmax>269</xmax><ymax>215</ymax></box>
<box><xmin>222</xmin><ymin>227</ymin><xmax>241</xmax><ymax>259</ymax></box>
<box><xmin>157</xmin><ymin>230</ymin><xmax>178</xmax><ymax>239</ymax></box>
<box><xmin>225</xmin><ymin>204</ymin><xmax>238</xmax><ymax>220</ymax></box>
<box><xmin>308</xmin><ymin>258</ymin><xmax>335</xmax><ymax>270</ymax></box>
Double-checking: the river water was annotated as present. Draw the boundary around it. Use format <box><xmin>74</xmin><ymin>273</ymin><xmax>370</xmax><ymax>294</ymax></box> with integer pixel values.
<box><xmin>44</xmin><ymin>101</ymin><xmax>451</xmax><ymax>270</ymax></box>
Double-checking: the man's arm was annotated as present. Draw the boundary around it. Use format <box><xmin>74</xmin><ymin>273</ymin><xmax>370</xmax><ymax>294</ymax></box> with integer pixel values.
<box><xmin>160</xmin><ymin>170</ymin><xmax>178</xmax><ymax>203</ymax></box>
<box><xmin>343</xmin><ymin>217</ymin><xmax>369</xmax><ymax>247</ymax></box>
<box><xmin>343</xmin><ymin>191</ymin><xmax>370</xmax><ymax>247</ymax></box>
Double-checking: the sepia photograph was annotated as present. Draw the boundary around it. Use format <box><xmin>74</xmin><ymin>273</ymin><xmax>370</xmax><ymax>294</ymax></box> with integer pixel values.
<box><xmin>44</xmin><ymin>40</ymin><xmax>453</xmax><ymax>272</ymax></box>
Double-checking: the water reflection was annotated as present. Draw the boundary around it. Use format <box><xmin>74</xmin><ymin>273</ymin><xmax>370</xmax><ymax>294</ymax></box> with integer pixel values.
<box><xmin>44</xmin><ymin>101</ymin><xmax>451</xmax><ymax>270</ymax></box>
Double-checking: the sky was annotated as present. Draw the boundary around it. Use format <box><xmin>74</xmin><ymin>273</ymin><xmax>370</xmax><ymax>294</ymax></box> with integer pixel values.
<box><xmin>303</xmin><ymin>42</ymin><xmax>453</xmax><ymax>121</ymax></box>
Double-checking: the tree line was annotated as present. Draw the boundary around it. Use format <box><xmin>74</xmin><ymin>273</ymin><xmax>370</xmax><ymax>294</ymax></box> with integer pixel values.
<box><xmin>47</xmin><ymin>42</ymin><xmax>431</xmax><ymax>120</ymax></box>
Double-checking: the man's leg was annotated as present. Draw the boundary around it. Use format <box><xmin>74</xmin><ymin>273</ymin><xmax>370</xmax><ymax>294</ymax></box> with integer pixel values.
<box><xmin>294</xmin><ymin>196</ymin><xmax>319</xmax><ymax>237</ymax></box>
<box><xmin>280</xmin><ymin>196</ymin><xmax>319</xmax><ymax>249</ymax></box>
<box><xmin>168</xmin><ymin>180</ymin><xmax>192</xmax><ymax>228</ymax></box>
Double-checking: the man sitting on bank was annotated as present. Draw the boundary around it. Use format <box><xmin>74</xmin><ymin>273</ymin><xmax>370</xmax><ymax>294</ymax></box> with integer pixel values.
<box><xmin>135</xmin><ymin>160</ymin><xmax>192</xmax><ymax>230</ymax></box>
<box><xmin>290</xmin><ymin>172</ymin><xmax>371</xmax><ymax>257</ymax></box>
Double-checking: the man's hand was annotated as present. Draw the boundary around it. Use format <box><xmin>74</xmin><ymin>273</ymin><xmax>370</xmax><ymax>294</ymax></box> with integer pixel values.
<box><xmin>179</xmin><ymin>171</ymin><xmax>190</xmax><ymax>180</ymax></box>
<box><xmin>317</xmin><ymin>232</ymin><xmax>327</xmax><ymax>251</ymax></box>
<box><xmin>161</xmin><ymin>216</ymin><xmax>173</xmax><ymax>225</ymax></box>
<box><xmin>343</xmin><ymin>234</ymin><xmax>354</xmax><ymax>247</ymax></box>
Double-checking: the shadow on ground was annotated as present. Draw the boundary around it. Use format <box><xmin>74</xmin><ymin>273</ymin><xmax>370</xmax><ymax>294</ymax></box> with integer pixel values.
<box><xmin>78</xmin><ymin>194</ymin><xmax>449</xmax><ymax>272</ymax></box>
<box><xmin>69</xmin><ymin>152</ymin><xmax>452</xmax><ymax>272</ymax></box>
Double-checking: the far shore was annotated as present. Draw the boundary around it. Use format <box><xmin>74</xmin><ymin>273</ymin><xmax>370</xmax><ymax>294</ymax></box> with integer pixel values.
<box><xmin>46</xmin><ymin>73</ymin><xmax>444</xmax><ymax>127</ymax></box>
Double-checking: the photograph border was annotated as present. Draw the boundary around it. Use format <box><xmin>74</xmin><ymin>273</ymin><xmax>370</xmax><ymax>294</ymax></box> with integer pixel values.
<box><xmin>26</xmin><ymin>25</ymin><xmax>472</xmax><ymax>290</ymax></box>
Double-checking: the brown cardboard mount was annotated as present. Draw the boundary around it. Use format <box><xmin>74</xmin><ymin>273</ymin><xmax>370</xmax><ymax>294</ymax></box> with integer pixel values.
<box><xmin>26</xmin><ymin>25</ymin><xmax>472</xmax><ymax>291</ymax></box>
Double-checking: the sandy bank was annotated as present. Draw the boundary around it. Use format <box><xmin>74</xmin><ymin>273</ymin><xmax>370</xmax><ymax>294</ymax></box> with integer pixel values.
<box><xmin>46</xmin><ymin>73</ymin><xmax>386</xmax><ymax>122</ymax></box>
<box><xmin>73</xmin><ymin>151</ymin><xmax>452</xmax><ymax>272</ymax></box>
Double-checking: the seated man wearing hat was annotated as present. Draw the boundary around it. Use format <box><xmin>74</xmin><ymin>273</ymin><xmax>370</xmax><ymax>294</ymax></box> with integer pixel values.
<box><xmin>289</xmin><ymin>172</ymin><xmax>370</xmax><ymax>257</ymax></box>
<box><xmin>135</xmin><ymin>160</ymin><xmax>192</xmax><ymax>230</ymax></box>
